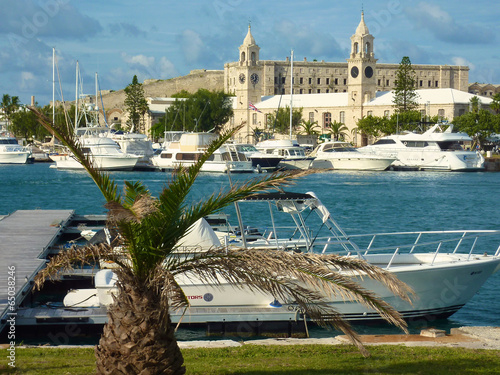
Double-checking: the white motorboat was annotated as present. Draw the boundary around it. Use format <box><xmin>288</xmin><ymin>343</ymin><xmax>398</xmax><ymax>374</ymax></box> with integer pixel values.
<box><xmin>255</xmin><ymin>139</ymin><xmax>314</xmax><ymax>170</ymax></box>
<box><xmin>232</xmin><ymin>143</ymin><xmax>283</xmax><ymax>171</ymax></box>
<box><xmin>152</xmin><ymin>132</ymin><xmax>255</xmax><ymax>173</ymax></box>
<box><xmin>309</xmin><ymin>141</ymin><xmax>395</xmax><ymax>171</ymax></box>
<box><xmin>64</xmin><ymin>191</ymin><xmax>500</xmax><ymax>324</ymax></box>
<box><xmin>359</xmin><ymin>123</ymin><xmax>485</xmax><ymax>171</ymax></box>
<box><xmin>0</xmin><ymin>133</ymin><xmax>31</xmax><ymax>164</ymax></box>
<box><xmin>52</xmin><ymin>132</ymin><xmax>140</xmax><ymax>171</ymax></box>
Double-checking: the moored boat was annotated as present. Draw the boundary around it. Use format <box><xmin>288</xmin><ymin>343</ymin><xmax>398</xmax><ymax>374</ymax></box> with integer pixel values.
<box><xmin>0</xmin><ymin>133</ymin><xmax>31</xmax><ymax>164</ymax></box>
<box><xmin>64</xmin><ymin>191</ymin><xmax>500</xmax><ymax>324</ymax></box>
<box><xmin>152</xmin><ymin>132</ymin><xmax>255</xmax><ymax>173</ymax></box>
<box><xmin>358</xmin><ymin>123</ymin><xmax>485</xmax><ymax>171</ymax></box>
<box><xmin>255</xmin><ymin>139</ymin><xmax>314</xmax><ymax>170</ymax></box>
<box><xmin>309</xmin><ymin>141</ymin><xmax>395</xmax><ymax>171</ymax></box>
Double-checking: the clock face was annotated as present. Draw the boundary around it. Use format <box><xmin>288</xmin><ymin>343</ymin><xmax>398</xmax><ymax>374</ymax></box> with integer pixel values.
<box><xmin>350</xmin><ymin>66</ymin><xmax>359</xmax><ymax>78</ymax></box>
<box><xmin>250</xmin><ymin>73</ymin><xmax>259</xmax><ymax>84</ymax></box>
<box><xmin>239</xmin><ymin>73</ymin><xmax>246</xmax><ymax>84</ymax></box>
<box><xmin>365</xmin><ymin>66</ymin><xmax>374</xmax><ymax>78</ymax></box>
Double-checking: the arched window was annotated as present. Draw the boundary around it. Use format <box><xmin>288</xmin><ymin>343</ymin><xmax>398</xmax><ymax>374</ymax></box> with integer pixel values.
<box><xmin>365</xmin><ymin>42</ymin><xmax>370</xmax><ymax>55</ymax></box>
<box><xmin>353</xmin><ymin>42</ymin><xmax>359</xmax><ymax>54</ymax></box>
<box><xmin>323</xmin><ymin>112</ymin><xmax>332</xmax><ymax>128</ymax></box>
<box><xmin>251</xmin><ymin>52</ymin><xmax>256</xmax><ymax>62</ymax></box>
<box><xmin>241</xmin><ymin>52</ymin><xmax>246</xmax><ymax>62</ymax></box>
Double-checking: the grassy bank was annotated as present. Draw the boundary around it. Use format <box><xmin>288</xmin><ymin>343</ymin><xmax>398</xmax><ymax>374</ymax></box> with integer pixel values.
<box><xmin>2</xmin><ymin>345</ymin><xmax>500</xmax><ymax>374</ymax></box>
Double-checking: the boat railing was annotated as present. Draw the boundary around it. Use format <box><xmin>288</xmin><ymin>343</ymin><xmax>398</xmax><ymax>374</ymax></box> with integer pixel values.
<box><xmin>331</xmin><ymin>229</ymin><xmax>500</xmax><ymax>268</ymax></box>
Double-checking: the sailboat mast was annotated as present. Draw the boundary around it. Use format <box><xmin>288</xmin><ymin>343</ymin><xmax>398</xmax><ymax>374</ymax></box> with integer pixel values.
<box><xmin>75</xmin><ymin>61</ymin><xmax>79</xmax><ymax>133</ymax></box>
<box><xmin>289</xmin><ymin>49</ymin><xmax>294</xmax><ymax>140</ymax></box>
<box><xmin>52</xmin><ymin>47</ymin><xmax>55</xmax><ymax>125</ymax></box>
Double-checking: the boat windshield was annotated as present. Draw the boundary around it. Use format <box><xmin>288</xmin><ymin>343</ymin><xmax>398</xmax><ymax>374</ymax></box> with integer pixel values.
<box><xmin>0</xmin><ymin>139</ymin><xmax>20</xmax><ymax>145</ymax></box>
<box><xmin>322</xmin><ymin>143</ymin><xmax>356</xmax><ymax>152</ymax></box>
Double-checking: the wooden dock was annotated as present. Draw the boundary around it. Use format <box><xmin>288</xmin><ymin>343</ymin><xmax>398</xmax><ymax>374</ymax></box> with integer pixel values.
<box><xmin>0</xmin><ymin>209</ymin><xmax>74</xmax><ymax>333</ymax></box>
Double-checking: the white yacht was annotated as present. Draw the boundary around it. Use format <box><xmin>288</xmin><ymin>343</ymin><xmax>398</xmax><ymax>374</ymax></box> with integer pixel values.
<box><xmin>255</xmin><ymin>139</ymin><xmax>314</xmax><ymax>170</ymax></box>
<box><xmin>0</xmin><ymin>134</ymin><xmax>31</xmax><ymax>164</ymax></box>
<box><xmin>309</xmin><ymin>141</ymin><xmax>395</xmax><ymax>171</ymax></box>
<box><xmin>152</xmin><ymin>132</ymin><xmax>255</xmax><ymax>173</ymax></box>
<box><xmin>359</xmin><ymin>123</ymin><xmax>485</xmax><ymax>171</ymax></box>
<box><xmin>64</xmin><ymin>191</ymin><xmax>500</xmax><ymax>324</ymax></box>
<box><xmin>52</xmin><ymin>129</ymin><xmax>140</xmax><ymax>171</ymax></box>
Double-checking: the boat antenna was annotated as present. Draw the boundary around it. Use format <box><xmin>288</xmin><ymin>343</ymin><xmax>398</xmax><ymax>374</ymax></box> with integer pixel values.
<box><xmin>194</xmin><ymin>100</ymin><xmax>210</xmax><ymax>131</ymax></box>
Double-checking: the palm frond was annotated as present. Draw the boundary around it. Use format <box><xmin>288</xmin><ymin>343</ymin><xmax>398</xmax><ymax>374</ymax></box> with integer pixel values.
<box><xmin>34</xmin><ymin>243</ymin><xmax>123</xmax><ymax>290</ymax></box>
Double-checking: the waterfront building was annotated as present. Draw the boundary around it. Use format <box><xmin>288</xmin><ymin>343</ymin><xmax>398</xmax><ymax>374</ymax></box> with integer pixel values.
<box><xmin>101</xmin><ymin>12</ymin><xmax>493</xmax><ymax>144</ymax></box>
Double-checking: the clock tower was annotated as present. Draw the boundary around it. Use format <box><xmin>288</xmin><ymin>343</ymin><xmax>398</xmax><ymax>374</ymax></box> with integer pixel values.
<box><xmin>347</xmin><ymin>12</ymin><xmax>377</xmax><ymax>107</ymax></box>
<box><xmin>234</xmin><ymin>25</ymin><xmax>261</xmax><ymax>139</ymax></box>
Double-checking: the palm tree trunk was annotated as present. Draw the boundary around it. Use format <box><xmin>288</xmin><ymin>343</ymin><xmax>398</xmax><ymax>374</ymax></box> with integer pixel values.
<box><xmin>95</xmin><ymin>278</ymin><xmax>185</xmax><ymax>374</ymax></box>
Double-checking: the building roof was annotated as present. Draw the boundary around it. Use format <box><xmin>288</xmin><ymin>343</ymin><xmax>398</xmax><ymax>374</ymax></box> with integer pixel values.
<box><xmin>355</xmin><ymin>12</ymin><xmax>370</xmax><ymax>36</ymax></box>
<box><xmin>368</xmin><ymin>88</ymin><xmax>493</xmax><ymax>106</ymax></box>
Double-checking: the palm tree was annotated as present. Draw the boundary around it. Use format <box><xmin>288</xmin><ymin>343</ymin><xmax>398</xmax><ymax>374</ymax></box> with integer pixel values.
<box><xmin>329</xmin><ymin>120</ymin><xmax>349</xmax><ymax>141</ymax></box>
<box><xmin>298</xmin><ymin>120</ymin><xmax>320</xmax><ymax>135</ymax></box>
<box><xmin>30</xmin><ymin>106</ymin><xmax>413</xmax><ymax>374</ymax></box>
<box><xmin>1</xmin><ymin>94</ymin><xmax>20</xmax><ymax>127</ymax></box>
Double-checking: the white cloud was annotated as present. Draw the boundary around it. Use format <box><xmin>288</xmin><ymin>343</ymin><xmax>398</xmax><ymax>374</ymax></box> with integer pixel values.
<box><xmin>179</xmin><ymin>29</ymin><xmax>205</xmax><ymax>64</ymax></box>
<box><xmin>119</xmin><ymin>53</ymin><xmax>179</xmax><ymax>82</ymax></box>
<box><xmin>406</xmin><ymin>2</ymin><xmax>493</xmax><ymax>44</ymax></box>
<box><xmin>20</xmin><ymin>71</ymin><xmax>36</xmax><ymax>90</ymax></box>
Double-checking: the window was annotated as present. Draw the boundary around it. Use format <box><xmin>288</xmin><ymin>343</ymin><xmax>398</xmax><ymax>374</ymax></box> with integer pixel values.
<box><xmin>326</xmin><ymin>78</ymin><xmax>330</xmax><ymax>85</ymax></box>
<box><xmin>282</xmin><ymin>77</ymin><xmax>286</xmax><ymax>84</ymax></box>
<box><xmin>335</xmin><ymin>78</ymin><xmax>338</xmax><ymax>85</ymax></box>
<box><xmin>428</xmin><ymin>80</ymin><xmax>431</xmax><ymax>87</ymax></box>
<box><xmin>343</xmin><ymin>79</ymin><xmax>347</xmax><ymax>85</ymax></box>
<box><xmin>252</xmin><ymin>113</ymin><xmax>257</xmax><ymax>125</ymax></box>
<box><xmin>435</xmin><ymin>81</ymin><xmax>439</xmax><ymax>87</ymax></box>
<box><xmin>323</xmin><ymin>112</ymin><xmax>332</xmax><ymax>128</ymax></box>
<box><xmin>367</xmin><ymin>111</ymin><xmax>373</xmax><ymax>116</ymax></box>
<box><xmin>386</xmin><ymin>80</ymin><xmax>389</xmax><ymax>86</ymax></box>
<box><xmin>308</xmin><ymin>78</ymin><xmax>312</xmax><ymax>84</ymax></box>
<box><xmin>317</xmin><ymin>89</ymin><xmax>321</xmax><ymax>93</ymax></box>
<box><xmin>420</xmin><ymin>80</ymin><xmax>423</xmax><ymax>87</ymax></box>
<box><xmin>339</xmin><ymin>111</ymin><xmax>345</xmax><ymax>123</ymax></box>
<box><xmin>384</xmin><ymin>110</ymin><xmax>390</xmax><ymax>118</ymax></box>
<box><xmin>378</xmin><ymin>79</ymin><xmax>381</xmax><ymax>85</ymax></box>
<box><xmin>299</xmin><ymin>77</ymin><xmax>303</xmax><ymax>84</ymax></box>
<box><xmin>438</xmin><ymin>109</ymin><xmax>445</xmax><ymax>119</ymax></box>
<box><xmin>317</xmin><ymin>78</ymin><xmax>321</xmax><ymax>85</ymax></box>
<box><xmin>309</xmin><ymin>112</ymin><xmax>315</xmax><ymax>122</ymax></box>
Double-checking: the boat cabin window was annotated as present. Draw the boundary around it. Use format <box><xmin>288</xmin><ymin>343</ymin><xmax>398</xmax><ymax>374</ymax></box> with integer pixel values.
<box><xmin>160</xmin><ymin>153</ymin><xmax>173</xmax><ymax>159</ymax></box>
<box><xmin>176</xmin><ymin>153</ymin><xmax>199</xmax><ymax>161</ymax></box>
<box><xmin>373</xmin><ymin>139</ymin><xmax>396</xmax><ymax>145</ymax></box>
<box><xmin>0</xmin><ymin>139</ymin><xmax>20</xmax><ymax>145</ymax></box>
<box><xmin>403</xmin><ymin>141</ymin><xmax>428</xmax><ymax>148</ymax></box>
<box><xmin>437</xmin><ymin>141</ymin><xmax>464</xmax><ymax>151</ymax></box>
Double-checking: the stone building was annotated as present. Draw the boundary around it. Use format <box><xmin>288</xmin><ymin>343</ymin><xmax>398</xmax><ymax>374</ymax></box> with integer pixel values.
<box><xmin>224</xmin><ymin>12</ymin><xmax>492</xmax><ymax>145</ymax></box>
<box><xmin>102</xmin><ymin>12</ymin><xmax>493</xmax><ymax>142</ymax></box>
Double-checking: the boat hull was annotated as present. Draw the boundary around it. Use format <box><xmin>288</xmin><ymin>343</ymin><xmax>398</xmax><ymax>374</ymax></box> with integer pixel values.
<box><xmin>310</xmin><ymin>157</ymin><xmax>394</xmax><ymax>171</ymax></box>
<box><xmin>0</xmin><ymin>151</ymin><xmax>30</xmax><ymax>164</ymax></box>
<box><xmin>52</xmin><ymin>154</ymin><xmax>138</xmax><ymax>171</ymax></box>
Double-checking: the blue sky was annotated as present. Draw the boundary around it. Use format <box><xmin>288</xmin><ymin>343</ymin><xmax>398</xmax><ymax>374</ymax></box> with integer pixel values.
<box><xmin>0</xmin><ymin>0</ymin><xmax>498</xmax><ymax>105</ymax></box>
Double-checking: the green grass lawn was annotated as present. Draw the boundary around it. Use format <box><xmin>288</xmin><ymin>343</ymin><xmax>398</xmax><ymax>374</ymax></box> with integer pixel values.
<box><xmin>2</xmin><ymin>345</ymin><xmax>500</xmax><ymax>374</ymax></box>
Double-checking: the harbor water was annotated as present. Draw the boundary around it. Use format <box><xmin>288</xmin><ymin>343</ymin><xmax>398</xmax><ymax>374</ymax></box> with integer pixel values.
<box><xmin>1</xmin><ymin>163</ymin><xmax>499</xmax><ymax>340</ymax></box>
